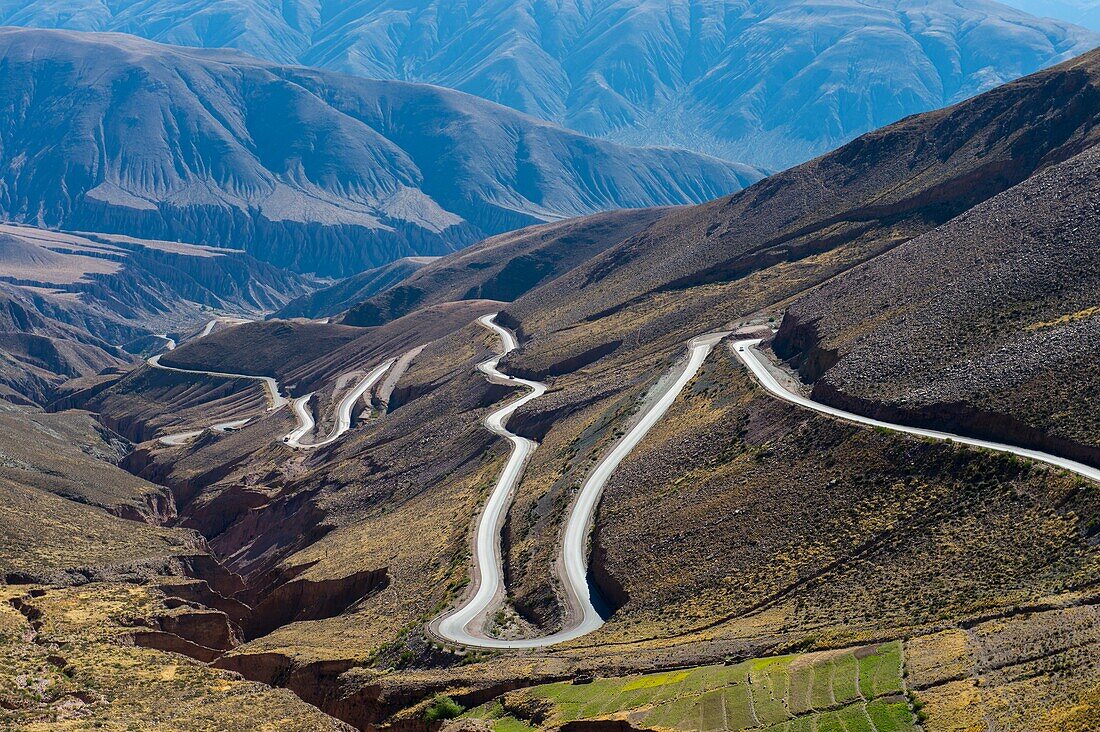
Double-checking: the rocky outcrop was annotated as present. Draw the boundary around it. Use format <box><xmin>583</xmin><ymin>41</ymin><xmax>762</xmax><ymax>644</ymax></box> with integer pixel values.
<box><xmin>108</xmin><ymin>486</ymin><xmax>177</xmax><ymax>525</ymax></box>
<box><xmin>178</xmin><ymin>486</ymin><xmax>274</xmax><ymax>540</ymax></box>
<box><xmin>130</xmin><ymin>630</ymin><xmax>224</xmax><ymax>663</ymax></box>
<box><xmin>157</xmin><ymin>579</ymin><xmax>251</xmax><ymax>625</ymax></box>
<box><xmin>244</xmin><ymin>567</ymin><xmax>389</xmax><ymax>639</ymax></box>
<box><xmin>771</xmin><ymin>312</ymin><xmax>838</xmax><ymax>383</ymax></box>
<box><xmin>214</xmin><ymin>654</ymin><xmax>392</xmax><ymax>730</ymax></box>
<box><xmin>172</xmin><ymin>555</ymin><xmax>249</xmax><ymax>599</ymax></box>
<box><xmin>48</xmin><ymin>370</ymin><xmax>127</xmax><ymax>412</ymax></box>
<box><xmin>153</xmin><ymin>609</ymin><xmax>241</xmax><ymax>651</ymax></box>
<box><xmin>587</xmin><ymin>535</ymin><xmax>630</xmax><ymax>620</ymax></box>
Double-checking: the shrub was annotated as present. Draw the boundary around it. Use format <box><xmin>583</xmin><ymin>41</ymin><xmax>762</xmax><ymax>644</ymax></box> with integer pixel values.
<box><xmin>425</xmin><ymin>695</ymin><xmax>464</xmax><ymax>723</ymax></box>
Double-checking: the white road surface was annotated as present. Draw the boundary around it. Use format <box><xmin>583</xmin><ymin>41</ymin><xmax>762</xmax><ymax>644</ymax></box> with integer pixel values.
<box><xmin>147</xmin><ymin>353</ymin><xmax>288</xmax><ymax>411</ymax></box>
<box><xmin>150</xmin><ymin>319</ymin><xmax>400</xmax><ymax>450</ymax></box>
<box><xmin>158</xmin><ymin>418</ymin><xmax>252</xmax><ymax>447</ymax></box>
<box><xmin>147</xmin><ymin>324</ymin><xmax>287</xmax><ymax>446</ymax></box>
<box><xmin>731</xmin><ymin>339</ymin><xmax>1100</xmax><ymax>484</ymax></box>
<box><xmin>434</xmin><ymin>314</ymin><xmax>549</xmax><ymax>648</ymax></box>
<box><xmin>283</xmin><ymin>359</ymin><xmax>394</xmax><ymax>449</ymax></box>
<box><xmin>433</xmin><ymin>316</ymin><xmax>726</xmax><ymax>649</ymax></box>
<box><xmin>198</xmin><ymin>316</ymin><xmax>252</xmax><ymax>339</ymax></box>
<box><xmin>435</xmin><ymin>329</ymin><xmax>1099</xmax><ymax>651</ymax></box>
<box><xmin>283</xmin><ymin>394</ymin><xmax>317</xmax><ymax>446</ymax></box>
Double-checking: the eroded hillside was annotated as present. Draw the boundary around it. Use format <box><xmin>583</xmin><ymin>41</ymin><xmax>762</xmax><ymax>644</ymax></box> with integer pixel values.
<box><xmin>775</xmin><ymin>145</ymin><xmax>1100</xmax><ymax>466</ymax></box>
<box><xmin>0</xmin><ymin>28</ymin><xmax>762</xmax><ymax>277</ymax></box>
<box><xmin>0</xmin><ymin>224</ymin><xmax>313</xmax><ymax>406</ymax></box>
<box><xmin>1</xmin><ymin>40</ymin><xmax>1099</xmax><ymax>732</ymax></box>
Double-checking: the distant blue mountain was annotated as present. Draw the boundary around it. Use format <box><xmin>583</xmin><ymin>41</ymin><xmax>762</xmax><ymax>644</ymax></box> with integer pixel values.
<box><xmin>0</xmin><ymin>27</ymin><xmax>762</xmax><ymax>277</ymax></box>
<box><xmin>997</xmin><ymin>0</ymin><xmax>1100</xmax><ymax>30</ymax></box>
<box><xmin>0</xmin><ymin>0</ymin><xmax>1094</xmax><ymax>169</ymax></box>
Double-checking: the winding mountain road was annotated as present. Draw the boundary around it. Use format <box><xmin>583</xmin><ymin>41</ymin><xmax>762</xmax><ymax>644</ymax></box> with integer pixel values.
<box><xmin>433</xmin><ymin>314</ymin><xmax>548</xmax><ymax>648</ymax></box>
<box><xmin>147</xmin><ymin>352</ymin><xmax>288</xmax><ymax>411</ymax></box>
<box><xmin>148</xmin><ymin>321</ymin><xmax>287</xmax><ymax>445</ymax></box>
<box><xmin>283</xmin><ymin>360</ymin><xmax>395</xmax><ymax>449</ymax></box>
<box><xmin>158</xmin><ymin>418</ymin><xmax>252</xmax><ymax>447</ymax></box>
<box><xmin>433</xmin><ymin>315</ymin><xmax>726</xmax><ymax>649</ymax></box>
<box><xmin>149</xmin><ymin>320</ymin><xmax>407</xmax><ymax>450</ymax></box>
<box><xmin>284</xmin><ymin>394</ymin><xmax>317</xmax><ymax>446</ymax></box>
<box><xmin>435</xmin><ymin>327</ymin><xmax>1100</xmax><ymax>651</ymax></box>
<box><xmin>144</xmin><ymin>311</ymin><xmax>1100</xmax><ymax>649</ymax></box>
<box><xmin>732</xmin><ymin>339</ymin><xmax>1100</xmax><ymax>484</ymax></box>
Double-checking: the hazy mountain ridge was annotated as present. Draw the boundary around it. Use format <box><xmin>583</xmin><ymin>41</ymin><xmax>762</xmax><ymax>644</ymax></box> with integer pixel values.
<box><xmin>1</xmin><ymin>0</ymin><xmax>1095</xmax><ymax>168</ymax></box>
<box><xmin>0</xmin><ymin>27</ymin><xmax>761</xmax><ymax>276</ymax></box>
<box><xmin>0</xmin><ymin>223</ymin><xmax>315</xmax><ymax>405</ymax></box>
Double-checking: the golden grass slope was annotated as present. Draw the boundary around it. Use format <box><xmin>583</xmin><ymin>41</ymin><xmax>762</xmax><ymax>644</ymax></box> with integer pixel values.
<box><xmin>0</xmin><ymin>583</ymin><xmax>352</xmax><ymax>730</ymax></box>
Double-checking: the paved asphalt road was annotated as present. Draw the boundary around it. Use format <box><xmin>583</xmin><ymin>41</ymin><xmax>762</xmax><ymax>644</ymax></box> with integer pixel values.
<box><xmin>436</xmin><ymin>330</ymin><xmax>1100</xmax><ymax>650</ymax></box>
<box><xmin>732</xmin><ymin>338</ymin><xmax>1100</xmax><ymax>484</ymax></box>
<box><xmin>433</xmin><ymin>317</ymin><xmax>726</xmax><ymax>649</ymax></box>
<box><xmin>283</xmin><ymin>360</ymin><xmax>394</xmax><ymax>449</ymax></box>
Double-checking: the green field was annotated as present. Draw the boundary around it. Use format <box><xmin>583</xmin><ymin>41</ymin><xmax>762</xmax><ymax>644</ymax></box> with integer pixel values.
<box><xmin>464</xmin><ymin>642</ymin><xmax>915</xmax><ymax>732</ymax></box>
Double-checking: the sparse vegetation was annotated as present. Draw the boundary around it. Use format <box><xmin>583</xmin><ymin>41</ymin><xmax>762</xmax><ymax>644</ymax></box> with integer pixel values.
<box><xmin>425</xmin><ymin>695</ymin><xmax>465</xmax><ymax>722</ymax></box>
<box><xmin>0</xmin><ymin>584</ymin><xmax>346</xmax><ymax>730</ymax></box>
<box><xmin>909</xmin><ymin>603</ymin><xmax>1100</xmax><ymax>731</ymax></box>
<box><xmin>0</xmin><ymin>36</ymin><xmax>1097</xmax><ymax>732</ymax></box>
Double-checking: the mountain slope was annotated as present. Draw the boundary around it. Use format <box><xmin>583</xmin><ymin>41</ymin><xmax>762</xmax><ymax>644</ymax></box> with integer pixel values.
<box><xmin>339</xmin><ymin>208</ymin><xmax>670</xmax><ymax>326</ymax></box>
<box><xmin>273</xmin><ymin>257</ymin><xmax>436</xmax><ymax>320</ymax></box>
<box><xmin>775</xmin><ymin>143</ymin><xmax>1100</xmax><ymax>465</ymax></box>
<box><xmin>19</xmin><ymin>43</ymin><xmax>1100</xmax><ymax>731</ymax></box>
<box><xmin>1</xmin><ymin>0</ymin><xmax>1095</xmax><ymax>168</ymax></box>
<box><xmin>508</xmin><ymin>46</ymin><xmax>1100</xmax><ymax>356</ymax></box>
<box><xmin>0</xmin><ymin>223</ymin><xmax>314</xmax><ymax>405</ymax></box>
<box><xmin>481</xmin><ymin>46</ymin><xmax>1100</xmax><ymax>648</ymax></box>
<box><xmin>0</xmin><ymin>27</ymin><xmax>762</xmax><ymax>277</ymax></box>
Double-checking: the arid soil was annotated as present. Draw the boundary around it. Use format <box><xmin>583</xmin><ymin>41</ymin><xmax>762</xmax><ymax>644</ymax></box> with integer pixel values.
<box><xmin>342</xmin><ymin>210</ymin><xmax>670</xmax><ymax>327</ymax></box>
<box><xmin>1</xmin><ymin>47</ymin><xmax>1098</xmax><ymax>732</ymax></box>
<box><xmin>0</xmin><ymin>223</ymin><xmax>313</xmax><ymax>406</ymax></box>
<box><xmin>775</xmin><ymin>145</ymin><xmax>1100</xmax><ymax>465</ymax></box>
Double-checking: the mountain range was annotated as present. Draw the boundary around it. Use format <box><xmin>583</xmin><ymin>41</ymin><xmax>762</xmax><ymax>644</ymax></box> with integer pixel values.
<box><xmin>0</xmin><ymin>3</ymin><xmax>1099</xmax><ymax>731</ymax></box>
<box><xmin>10</xmin><ymin>45</ymin><xmax>1091</xmax><ymax>730</ymax></box>
<box><xmin>0</xmin><ymin>223</ymin><xmax>313</xmax><ymax>405</ymax></box>
<box><xmin>0</xmin><ymin>0</ymin><xmax>1095</xmax><ymax>168</ymax></box>
<box><xmin>0</xmin><ymin>27</ymin><xmax>760</xmax><ymax>277</ymax></box>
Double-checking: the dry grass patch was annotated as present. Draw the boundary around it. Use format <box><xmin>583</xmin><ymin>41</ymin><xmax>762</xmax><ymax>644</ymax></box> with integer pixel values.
<box><xmin>0</xmin><ymin>583</ymin><xmax>350</xmax><ymax>730</ymax></box>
